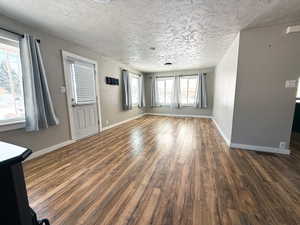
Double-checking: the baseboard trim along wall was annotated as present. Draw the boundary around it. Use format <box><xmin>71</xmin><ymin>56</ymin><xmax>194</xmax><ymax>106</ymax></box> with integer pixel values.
<box><xmin>212</xmin><ymin>119</ymin><xmax>231</xmax><ymax>146</ymax></box>
<box><xmin>230</xmin><ymin>143</ymin><xmax>291</xmax><ymax>155</ymax></box>
<box><xmin>26</xmin><ymin>140</ymin><xmax>76</xmax><ymax>161</ymax></box>
<box><xmin>144</xmin><ymin>113</ymin><xmax>212</xmax><ymax>119</ymax></box>
<box><xmin>211</xmin><ymin>119</ymin><xmax>290</xmax><ymax>155</ymax></box>
<box><xmin>102</xmin><ymin>114</ymin><xmax>145</xmax><ymax>131</ymax></box>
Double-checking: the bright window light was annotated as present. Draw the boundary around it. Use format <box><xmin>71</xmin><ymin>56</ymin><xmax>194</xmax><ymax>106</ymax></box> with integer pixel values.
<box><xmin>157</xmin><ymin>77</ymin><xmax>174</xmax><ymax>105</ymax></box>
<box><xmin>130</xmin><ymin>74</ymin><xmax>140</xmax><ymax>106</ymax></box>
<box><xmin>0</xmin><ymin>37</ymin><xmax>25</xmax><ymax>125</ymax></box>
<box><xmin>180</xmin><ymin>76</ymin><xmax>197</xmax><ymax>106</ymax></box>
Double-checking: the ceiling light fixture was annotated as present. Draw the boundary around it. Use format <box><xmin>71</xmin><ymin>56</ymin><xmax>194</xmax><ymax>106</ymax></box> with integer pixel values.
<box><xmin>164</xmin><ymin>62</ymin><xmax>172</xmax><ymax>66</ymax></box>
<box><xmin>149</xmin><ymin>47</ymin><xmax>156</xmax><ymax>50</ymax></box>
<box><xmin>93</xmin><ymin>0</ymin><xmax>111</xmax><ymax>3</ymax></box>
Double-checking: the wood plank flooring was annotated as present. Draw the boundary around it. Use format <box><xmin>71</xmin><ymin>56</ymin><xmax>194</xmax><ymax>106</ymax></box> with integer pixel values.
<box><xmin>24</xmin><ymin>115</ymin><xmax>300</xmax><ymax>225</ymax></box>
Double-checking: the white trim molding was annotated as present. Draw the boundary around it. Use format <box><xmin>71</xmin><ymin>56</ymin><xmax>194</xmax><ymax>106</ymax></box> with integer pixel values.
<box><xmin>230</xmin><ymin>143</ymin><xmax>290</xmax><ymax>155</ymax></box>
<box><xmin>102</xmin><ymin>114</ymin><xmax>145</xmax><ymax>131</ymax></box>
<box><xmin>26</xmin><ymin>140</ymin><xmax>76</xmax><ymax>161</ymax></box>
<box><xmin>212</xmin><ymin>119</ymin><xmax>231</xmax><ymax>146</ymax></box>
<box><xmin>144</xmin><ymin>113</ymin><xmax>212</xmax><ymax>119</ymax></box>
<box><xmin>0</xmin><ymin>121</ymin><xmax>25</xmax><ymax>132</ymax></box>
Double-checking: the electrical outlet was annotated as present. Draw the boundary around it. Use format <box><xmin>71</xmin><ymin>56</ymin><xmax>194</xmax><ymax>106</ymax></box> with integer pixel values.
<box><xmin>279</xmin><ymin>142</ymin><xmax>286</xmax><ymax>149</ymax></box>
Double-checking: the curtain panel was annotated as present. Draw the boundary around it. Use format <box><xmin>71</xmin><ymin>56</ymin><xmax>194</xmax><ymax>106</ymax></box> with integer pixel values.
<box><xmin>121</xmin><ymin>70</ymin><xmax>132</xmax><ymax>110</ymax></box>
<box><xmin>195</xmin><ymin>73</ymin><xmax>208</xmax><ymax>108</ymax></box>
<box><xmin>138</xmin><ymin>75</ymin><xmax>145</xmax><ymax>108</ymax></box>
<box><xmin>150</xmin><ymin>75</ymin><xmax>158</xmax><ymax>107</ymax></box>
<box><xmin>171</xmin><ymin>76</ymin><xmax>181</xmax><ymax>108</ymax></box>
<box><xmin>20</xmin><ymin>34</ymin><xmax>59</xmax><ymax>131</ymax></box>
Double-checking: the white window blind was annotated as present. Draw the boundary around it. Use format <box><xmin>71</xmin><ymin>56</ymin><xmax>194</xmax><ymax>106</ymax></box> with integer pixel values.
<box><xmin>71</xmin><ymin>62</ymin><xmax>96</xmax><ymax>105</ymax></box>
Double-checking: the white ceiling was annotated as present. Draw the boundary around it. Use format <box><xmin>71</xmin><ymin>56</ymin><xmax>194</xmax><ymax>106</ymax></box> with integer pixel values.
<box><xmin>0</xmin><ymin>0</ymin><xmax>299</xmax><ymax>72</ymax></box>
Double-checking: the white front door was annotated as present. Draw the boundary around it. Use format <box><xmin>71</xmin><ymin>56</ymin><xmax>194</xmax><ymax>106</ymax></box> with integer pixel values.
<box><xmin>62</xmin><ymin>51</ymin><xmax>101</xmax><ymax>140</ymax></box>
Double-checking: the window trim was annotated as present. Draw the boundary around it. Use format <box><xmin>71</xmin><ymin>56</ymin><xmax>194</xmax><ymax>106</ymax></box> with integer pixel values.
<box><xmin>0</xmin><ymin>120</ymin><xmax>25</xmax><ymax>132</ymax></box>
<box><xmin>0</xmin><ymin>32</ymin><xmax>25</xmax><ymax>132</ymax></box>
<box><xmin>130</xmin><ymin>73</ymin><xmax>140</xmax><ymax>107</ymax></box>
<box><xmin>179</xmin><ymin>75</ymin><xmax>197</xmax><ymax>107</ymax></box>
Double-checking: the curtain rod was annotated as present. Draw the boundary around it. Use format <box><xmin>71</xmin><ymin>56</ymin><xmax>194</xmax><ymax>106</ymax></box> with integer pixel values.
<box><xmin>121</xmin><ymin>68</ymin><xmax>142</xmax><ymax>76</ymax></box>
<box><xmin>150</xmin><ymin>73</ymin><xmax>207</xmax><ymax>78</ymax></box>
<box><xmin>0</xmin><ymin>27</ymin><xmax>41</xmax><ymax>43</ymax></box>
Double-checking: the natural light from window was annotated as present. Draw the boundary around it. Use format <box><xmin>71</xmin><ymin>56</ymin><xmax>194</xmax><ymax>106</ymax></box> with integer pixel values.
<box><xmin>0</xmin><ymin>38</ymin><xmax>25</xmax><ymax>125</ymax></box>
<box><xmin>130</xmin><ymin>74</ymin><xmax>140</xmax><ymax>106</ymax></box>
<box><xmin>157</xmin><ymin>77</ymin><xmax>174</xmax><ymax>105</ymax></box>
<box><xmin>180</xmin><ymin>76</ymin><xmax>197</xmax><ymax>105</ymax></box>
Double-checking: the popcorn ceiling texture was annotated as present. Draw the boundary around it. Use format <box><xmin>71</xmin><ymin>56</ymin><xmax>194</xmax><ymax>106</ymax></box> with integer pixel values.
<box><xmin>0</xmin><ymin>0</ymin><xmax>299</xmax><ymax>72</ymax></box>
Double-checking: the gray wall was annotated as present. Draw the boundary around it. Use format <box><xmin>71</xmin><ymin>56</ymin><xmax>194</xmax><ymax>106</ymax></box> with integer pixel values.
<box><xmin>0</xmin><ymin>14</ymin><xmax>143</xmax><ymax>152</ymax></box>
<box><xmin>231</xmin><ymin>24</ymin><xmax>300</xmax><ymax>149</ymax></box>
<box><xmin>213</xmin><ymin>34</ymin><xmax>240</xmax><ymax>143</ymax></box>
<box><xmin>99</xmin><ymin>58</ymin><xmax>144</xmax><ymax>127</ymax></box>
<box><xmin>144</xmin><ymin>68</ymin><xmax>214</xmax><ymax>116</ymax></box>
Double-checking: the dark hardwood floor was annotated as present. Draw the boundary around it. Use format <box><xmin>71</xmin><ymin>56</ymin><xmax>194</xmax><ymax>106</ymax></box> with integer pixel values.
<box><xmin>24</xmin><ymin>115</ymin><xmax>300</xmax><ymax>225</ymax></box>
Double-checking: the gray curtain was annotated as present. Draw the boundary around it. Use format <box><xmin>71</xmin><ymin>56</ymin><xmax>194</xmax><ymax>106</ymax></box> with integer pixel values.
<box><xmin>195</xmin><ymin>73</ymin><xmax>208</xmax><ymax>108</ymax></box>
<box><xmin>171</xmin><ymin>76</ymin><xmax>181</xmax><ymax>108</ymax></box>
<box><xmin>138</xmin><ymin>75</ymin><xmax>145</xmax><ymax>108</ymax></box>
<box><xmin>20</xmin><ymin>34</ymin><xmax>59</xmax><ymax>131</ymax></box>
<box><xmin>150</xmin><ymin>75</ymin><xmax>158</xmax><ymax>107</ymax></box>
<box><xmin>122</xmin><ymin>70</ymin><xmax>132</xmax><ymax>110</ymax></box>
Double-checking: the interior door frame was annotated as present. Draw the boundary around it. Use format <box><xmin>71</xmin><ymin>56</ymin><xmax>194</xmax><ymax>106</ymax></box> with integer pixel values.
<box><xmin>61</xmin><ymin>50</ymin><xmax>102</xmax><ymax>140</ymax></box>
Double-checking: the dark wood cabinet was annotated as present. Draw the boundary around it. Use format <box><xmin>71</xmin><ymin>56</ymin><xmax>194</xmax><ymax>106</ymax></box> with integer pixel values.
<box><xmin>0</xmin><ymin>142</ymin><xmax>49</xmax><ymax>225</ymax></box>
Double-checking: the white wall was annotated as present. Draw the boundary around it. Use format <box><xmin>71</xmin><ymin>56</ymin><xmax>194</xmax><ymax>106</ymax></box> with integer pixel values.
<box><xmin>213</xmin><ymin>34</ymin><xmax>240</xmax><ymax>143</ymax></box>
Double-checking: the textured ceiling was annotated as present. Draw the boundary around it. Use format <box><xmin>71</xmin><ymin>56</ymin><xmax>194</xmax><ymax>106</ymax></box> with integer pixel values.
<box><xmin>0</xmin><ymin>0</ymin><xmax>299</xmax><ymax>72</ymax></box>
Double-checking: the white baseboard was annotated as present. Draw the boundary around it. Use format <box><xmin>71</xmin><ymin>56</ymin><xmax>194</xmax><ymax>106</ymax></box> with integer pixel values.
<box><xmin>26</xmin><ymin>140</ymin><xmax>76</xmax><ymax>161</ymax></box>
<box><xmin>230</xmin><ymin>143</ymin><xmax>290</xmax><ymax>155</ymax></box>
<box><xmin>144</xmin><ymin>113</ymin><xmax>212</xmax><ymax>119</ymax></box>
<box><xmin>212</xmin><ymin>119</ymin><xmax>231</xmax><ymax>146</ymax></box>
<box><xmin>102</xmin><ymin>114</ymin><xmax>145</xmax><ymax>131</ymax></box>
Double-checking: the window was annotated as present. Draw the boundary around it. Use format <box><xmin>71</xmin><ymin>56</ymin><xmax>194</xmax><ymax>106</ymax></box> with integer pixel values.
<box><xmin>0</xmin><ymin>34</ymin><xmax>25</xmax><ymax>126</ymax></box>
<box><xmin>130</xmin><ymin>73</ymin><xmax>140</xmax><ymax>106</ymax></box>
<box><xmin>157</xmin><ymin>77</ymin><xmax>174</xmax><ymax>105</ymax></box>
<box><xmin>71</xmin><ymin>62</ymin><xmax>96</xmax><ymax>105</ymax></box>
<box><xmin>180</xmin><ymin>75</ymin><xmax>197</xmax><ymax>105</ymax></box>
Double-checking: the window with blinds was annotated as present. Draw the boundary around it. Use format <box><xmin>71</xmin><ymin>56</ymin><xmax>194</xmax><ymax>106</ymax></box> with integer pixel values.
<box><xmin>70</xmin><ymin>62</ymin><xmax>96</xmax><ymax>105</ymax></box>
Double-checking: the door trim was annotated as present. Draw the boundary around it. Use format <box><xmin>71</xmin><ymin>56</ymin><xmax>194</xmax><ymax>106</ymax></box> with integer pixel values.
<box><xmin>61</xmin><ymin>50</ymin><xmax>102</xmax><ymax>140</ymax></box>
